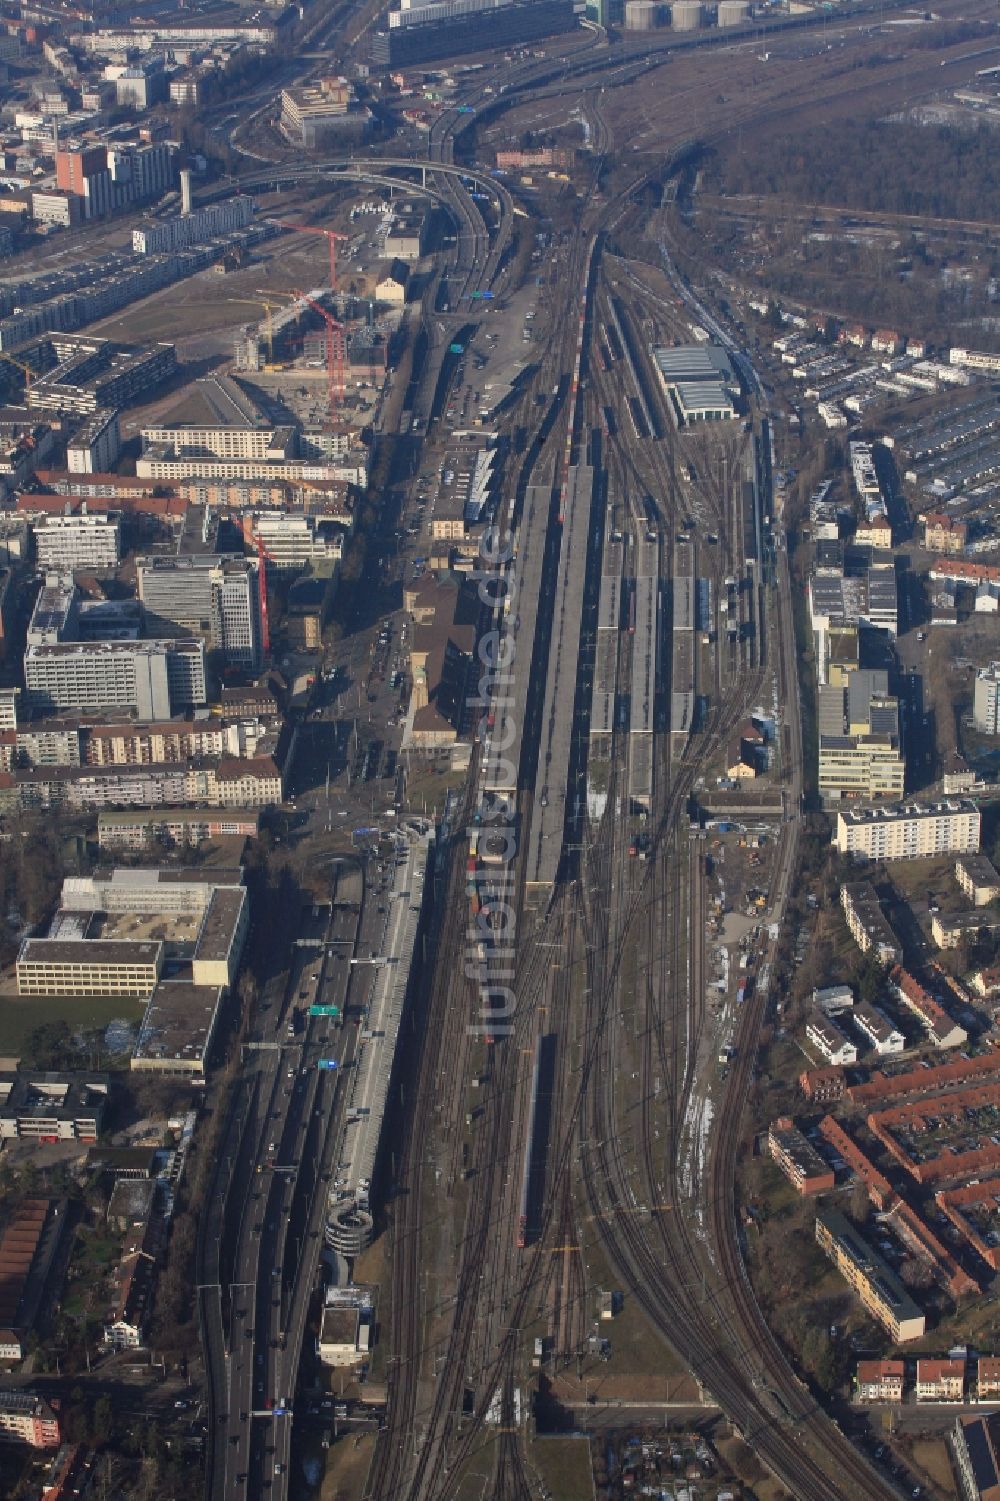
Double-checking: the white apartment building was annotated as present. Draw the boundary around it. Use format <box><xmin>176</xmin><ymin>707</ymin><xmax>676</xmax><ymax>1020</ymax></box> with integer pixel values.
<box><xmin>852</xmin><ymin>1002</ymin><xmax>905</xmax><ymax>1056</ymax></box>
<box><xmin>974</xmin><ymin>664</ymin><xmax>1000</xmax><ymax>735</ymax></box>
<box><xmin>67</xmin><ymin>409</ymin><xmax>121</xmax><ymax>473</ymax></box>
<box><xmin>132</xmin><ymin>196</ymin><xmax>254</xmax><ymax>255</ymax></box>
<box><xmin>834</xmin><ymin>800</ymin><xmax>981</xmax><ymax>861</ymax></box>
<box><xmin>33</xmin><ymin>510</ymin><xmax>121</xmax><ymax>571</ymax></box>
<box><xmin>806</xmin><ymin>1013</ymin><xmax>858</xmax><ymax>1066</ymax></box>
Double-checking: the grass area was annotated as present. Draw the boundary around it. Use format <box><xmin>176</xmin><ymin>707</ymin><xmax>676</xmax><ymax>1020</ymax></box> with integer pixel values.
<box><xmin>909</xmin><ymin>1437</ymin><xmax>958</xmax><ymax>1498</ymax></box>
<box><xmin>449</xmin><ymin>1434</ymin><xmax>497</xmax><ymax>1501</ymax></box>
<box><xmin>0</xmin><ymin>993</ymin><xmax>146</xmax><ymax>1060</ymax></box>
<box><xmin>403</xmin><ymin>764</ymin><xmax>470</xmax><ymax>813</ymax></box>
<box><xmin>529</xmin><ymin>1436</ymin><xmax>595</xmax><ymax>1500</ymax></box>
<box><xmin>319</xmin><ymin>1430</ymin><xmax>375</xmax><ymax>1501</ymax></box>
<box><xmin>716</xmin><ymin>1434</ymin><xmax>794</xmax><ymax>1501</ymax></box>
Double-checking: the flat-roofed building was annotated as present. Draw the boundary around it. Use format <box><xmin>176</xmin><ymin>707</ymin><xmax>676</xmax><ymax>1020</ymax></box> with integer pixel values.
<box><xmin>16</xmin><ymin>938</ymin><xmax>162</xmax><ymax>996</ymax></box>
<box><xmin>653</xmin><ymin>343</ymin><xmax>737</xmax><ymax>424</ymax></box>
<box><xmin>856</xmin><ymin>1359</ymin><xmax>905</xmax><ymax>1402</ymax></box>
<box><xmin>815</xmin><ymin>1209</ymin><xmax>926</xmax><ymax>1342</ymax></box>
<box><xmin>137</xmin><ymin>554</ymin><xmax>263</xmax><ymax>671</ymax></box>
<box><xmin>957</xmin><ymin>855</ymin><xmax>1000</xmax><ymax>907</ymax></box>
<box><xmin>97</xmin><ymin>808</ymin><xmax>259</xmax><ymax>850</ymax></box>
<box><xmin>767</xmin><ymin>1117</ymin><xmax>835</xmax><ymax>1194</ymax></box>
<box><xmin>131</xmin><ymin>980</ymin><xmax>224</xmax><ymax>1077</ymax></box>
<box><xmin>835</xmin><ymin>800</ymin><xmax>981</xmax><ymax>861</ymax></box>
<box><xmin>316</xmin><ymin>1284</ymin><xmax>374</xmax><ymax>1367</ymax></box>
<box><xmin>813</xmin><ymin>984</ymin><xmax>854</xmax><ymax>1016</ymax></box>
<box><xmin>0</xmin><ymin>1072</ymin><xmax>108</xmax><ymax>1140</ymax></box>
<box><xmin>33</xmin><ymin>510</ymin><xmax>120</xmax><ymax>571</ymax></box>
<box><xmin>953</xmin><ymin>1412</ymin><xmax>1000</xmax><ymax>1501</ymax></box>
<box><xmin>974</xmin><ymin>665</ymin><xmax>1000</xmax><ymax>736</ymax></box>
<box><xmin>0</xmin><ymin>1391</ymin><xmax>60</xmax><ymax>1448</ymax></box>
<box><xmin>841</xmin><ymin>883</ymin><xmax>902</xmax><ymax>965</ymax></box>
<box><xmin>24</xmin><ymin>638</ymin><xmax>206</xmax><ymax>718</ymax></box>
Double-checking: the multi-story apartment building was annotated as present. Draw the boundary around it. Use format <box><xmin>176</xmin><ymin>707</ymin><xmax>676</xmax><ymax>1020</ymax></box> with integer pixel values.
<box><xmin>0</xmin><ymin>1392</ymin><xmax>60</xmax><ymax>1448</ymax></box>
<box><xmin>841</xmin><ymin>883</ymin><xmax>902</xmax><ymax>965</ymax></box>
<box><xmin>67</xmin><ymin>409</ymin><xmax>120</xmax><ymax>474</ymax></box>
<box><xmin>0</xmin><ymin>754</ymin><xmax>283</xmax><ymax>814</ymax></box>
<box><xmin>916</xmin><ymin>1358</ymin><xmax>965</xmax><ymax>1402</ymax></box>
<box><xmin>24</xmin><ymin>638</ymin><xmax>206</xmax><ymax>718</ymax></box>
<box><xmin>856</xmin><ymin>1360</ymin><xmax>905</xmax><ymax>1403</ymax></box>
<box><xmin>97</xmin><ymin>808</ymin><xmax>259</xmax><ymax>850</ymax></box>
<box><xmin>132</xmin><ymin>197</ymin><xmax>254</xmax><ymax>255</ymax></box>
<box><xmin>806</xmin><ymin>1014</ymin><xmax>858</xmax><ymax>1066</ymax></box>
<box><xmin>922</xmin><ymin>511</ymin><xmax>967</xmax><ymax>554</ymax></box>
<box><xmin>852</xmin><ymin>1002</ymin><xmax>905</xmax><ymax>1055</ymax></box>
<box><xmin>137</xmin><ymin>555</ymin><xmax>263</xmax><ymax>670</ymax></box>
<box><xmin>767</xmin><ymin>1117</ymin><xmax>836</xmax><ymax>1195</ymax></box>
<box><xmin>834</xmin><ymin>800</ymin><xmax>981</xmax><ymax>860</ymax></box>
<box><xmin>33</xmin><ymin>510</ymin><xmax>121</xmax><ymax>572</ymax></box>
<box><xmin>956</xmin><ymin>856</ymin><xmax>1000</xmax><ymax>906</ymax></box>
<box><xmin>974</xmin><ymin>664</ymin><xmax>1000</xmax><ymax>735</ymax></box>
<box><xmin>815</xmin><ymin>1210</ymin><xmax>926</xmax><ymax>1342</ymax></box>
<box><xmin>16</xmin><ymin>938</ymin><xmax>162</xmax><ymax>996</ymax></box>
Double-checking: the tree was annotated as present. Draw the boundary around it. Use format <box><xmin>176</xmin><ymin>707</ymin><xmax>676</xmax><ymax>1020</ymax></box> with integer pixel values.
<box><xmin>92</xmin><ymin>1395</ymin><xmax>114</xmax><ymax>1445</ymax></box>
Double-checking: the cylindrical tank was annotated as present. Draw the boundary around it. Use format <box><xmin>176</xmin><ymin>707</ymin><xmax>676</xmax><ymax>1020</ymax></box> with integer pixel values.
<box><xmin>671</xmin><ymin>0</ymin><xmax>703</xmax><ymax>27</ymax></box>
<box><xmin>717</xmin><ymin>0</ymin><xmax>750</xmax><ymax>23</ymax></box>
<box><xmin>625</xmin><ymin>0</ymin><xmax>663</xmax><ymax>27</ymax></box>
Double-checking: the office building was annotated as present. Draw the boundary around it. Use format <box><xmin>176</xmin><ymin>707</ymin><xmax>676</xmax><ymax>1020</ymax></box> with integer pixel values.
<box><xmin>137</xmin><ymin>555</ymin><xmax>263</xmax><ymax>670</ymax></box>
<box><xmin>815</xmin><ymin>1209</ymin><xmax>926</xmax><ymax>1342</ymax></box>
<box><xmin>115</xmin><ymin>58</ymin><xmax>168</xmax><ymax>109</ymax></box>
<box><xmin>33</xmin><ymin>510</ymin><xmax>121</xmax><ymax>572</ymax></box>
<box><xmin>0</xmin><ymin>1072</ymin><xmax>109</xmax><ymax>1140</ymax></box>
<box><xmin>834</xmin><ymin>800</ymin><xmax>981</xmax><ymax>861</ymax></box>
<box><xmin>24</xmin><ymin>638</ymin><xmax>206</xmax><ymax>718</ymax></box>
<box><xmin>818</xmin><ymin>669</ymin><xmax>904</xmax><ymax>802</ymax></box>
<box><xmin>974</xmin><ymin>665</ymin><xmax>1000</xmax><ymax>735</ymax></box>
<box><xmin>280</xmin><ymin>78</ymin><xmax>371</xmax><ymax>146</ymax></box>
<box><xmin>16</xmin><ymin>938</ymin><xmax>162</xmax><ymax>997</ymax></box>
<box><xmin>239</xmin><ymin>510</ymin><xmax>345</xmax><ymax>569</ymax></box>
<box><xmin>841</xmin><ymin>883</ymin><xmax>902</xmax><ymax>965</ymax></box>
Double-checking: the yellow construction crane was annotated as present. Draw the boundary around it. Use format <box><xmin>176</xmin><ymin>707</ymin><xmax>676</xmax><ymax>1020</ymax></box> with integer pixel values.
<box><xmin>0</xmin><ymin>350</ymin><xmax>34</xmax><ymax>396</ymax></box>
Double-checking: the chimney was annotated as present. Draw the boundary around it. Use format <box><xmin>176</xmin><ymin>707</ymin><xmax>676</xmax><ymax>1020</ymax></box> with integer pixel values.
<box><xmin>180</xmin><ymin>168</ymin><xmax>192</xmax><ymax>216</ymax></box>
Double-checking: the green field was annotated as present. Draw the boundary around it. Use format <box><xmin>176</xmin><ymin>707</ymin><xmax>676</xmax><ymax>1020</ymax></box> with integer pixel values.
<box><xmin>0</xmin><ymin>993</ymin><xmax>145</xmax><ymax>1060</ymax></box>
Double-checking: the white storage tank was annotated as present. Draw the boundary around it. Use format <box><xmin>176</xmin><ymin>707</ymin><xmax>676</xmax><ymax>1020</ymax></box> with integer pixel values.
<box><xmin>717</xmin><ymin>0</ymin><xmax>750</xmax><ymax>23</ymax></box>
<box><xmin>671</xmin><ymin>0</ymin><xmax>703</xmax><ymax>27</ymax></box>
<box><xmin>625</xmin><ymin>0</ymin><xmax>663</xmax><ymax>26</ymax></box>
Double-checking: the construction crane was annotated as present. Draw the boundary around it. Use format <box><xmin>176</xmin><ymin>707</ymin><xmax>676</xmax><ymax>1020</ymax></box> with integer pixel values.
<box><xmin>295</xmin><ymin>289</ymin><xmax>346</xmax><ymax>426</ymax></box>
<box><xmin>273</xmin><ymin>220</ymin><xmax>349</xmax><ymax>301</ymax></box>
<box><xmin>0</xmin><ymin>351</ymin><xmax>35</xmax><ymax>397</ymax></box>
